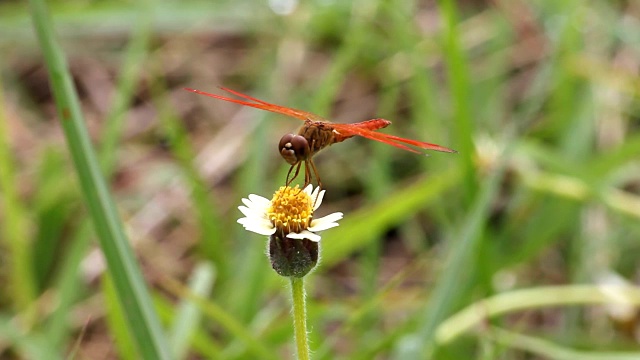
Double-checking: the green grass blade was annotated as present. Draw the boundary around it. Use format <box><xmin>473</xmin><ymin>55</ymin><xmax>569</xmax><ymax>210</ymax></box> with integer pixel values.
<box><xmin>28</xmin><ymin>1</ymin><xmax>170</xmax><ymax>359</ymax></box>
<box><xmin>169</xmin><ymin>262</ymin><xmax>216</xmax><ymax>360</ymax></box>
<box><xmin>103</xmin><ymin>274</ymin><xmax>140</xmax><ymax>360</ymax></box>
<box><xmin>99</xmin><ymin>6</ymin><xmax>151</xmax><ymax>175</ymax></box>
<box><xmin>150</xmin><ymin>85</ymin><xmax>227</xmax><ymax>277</ymax></box>
<box><xmin>321</xmin><ymin>167</ymin><xmax>461</xmax><ymax>267</ymax></box>
<box><xmin>438</xmin><ymin>0</ymin><xmax>477</xmax><ymax>201</ymax></box>
<box><xmin>399</xmin><ymin>141</ymin><xmax>512</xmax><ymax>359</ymax></box>
<box><xmin>488</xmin><ymin>327</ymin><xmax>640</xmax><ymax>360</ymax></box>
<box><xmin>436</xmin><ymin>285</ymin><xmax>640</xmax><ymax>345</ymax></box>
<box><xmin>162</xmin><ymin>276</ymin><xmax>280</xmax><ymax>360</ymax></box>
<box><xmin>44</xmin><ymin>3</ymin><xmax>152</xmax><ymax>348</ymax></box>
<box><xmin>0</xmin><ymin>314</ymin><xmax>62</xmax><ymax>360</ymax></box>
<box><xmin>0</xmin><ymin>75</ymin><xmax>37</xmax><ymax>319</ymax></box>
<box><xmin>45</xmin><ymin>222</ymin><xmax>93</xmax><ymax>348</ymax></box>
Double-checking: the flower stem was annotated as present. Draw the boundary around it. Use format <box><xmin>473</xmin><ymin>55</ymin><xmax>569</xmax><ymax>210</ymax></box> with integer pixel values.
<box><xmin>290</xmin><ymin>277</ymin><xmax>310</xmax><ymax>360</ymax></box>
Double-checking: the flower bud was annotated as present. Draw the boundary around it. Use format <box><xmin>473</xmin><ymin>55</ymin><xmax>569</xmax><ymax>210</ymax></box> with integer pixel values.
<box><xmin>269</xmin><ymin>233</ymin><xmax>319</xmax><ymax>278</ymax></box>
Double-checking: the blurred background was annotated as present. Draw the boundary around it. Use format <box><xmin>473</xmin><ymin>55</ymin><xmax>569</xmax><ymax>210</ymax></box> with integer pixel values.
<box><xmin>1</xmin><ymin>0</ymin><xmax>640</xmax><ymax>359</ymax></box>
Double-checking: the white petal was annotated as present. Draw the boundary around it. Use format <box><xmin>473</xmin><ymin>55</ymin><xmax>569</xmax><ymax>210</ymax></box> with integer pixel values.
<box><xmin>313</xmin><ymin>189</ymin><xmax>326</xmax><ymax>210</ymax></box>
<box><xmin>308</xmin><ymin>221</ymin><xmax>339</xmax><ymax>232</ymax></box>
<box><xmin>241</xmin><ymin>198</ymin><xmax>268</xmax><ymax>215</ymax></box>
<box><xmin>285</xmin><ymin>232</ymin><xmax>305</xmax><ymax>239</ymax></box>
<box><xmin>242</xmin><ymin>223</ymin><xmax>277</xmax><ymax>236</ymax></box>
<box><xmin>303</xmin><ymin>184</ymin><xmax>314</xmax><ymax>196</ymax></box>
<box><xmin>287</xmin><ymin>230</ymin><xmax>321</xmax><ymax>242</ymax></box>
<box><xmin>238</xmin><ymin>205</ymin><xmax>257</xmax><ymax>218</ymax></box>
<box><xmin>310</xmin><ymin>212</ymin><xmax>343</xmax><ymax>228</ymax></box>
<box><xmin>238</xmin><ymin>216</ymin><xmax>272</xmax><ymax>228</ymax></box>
<box><xmin>247</xmin><ymin>194</ymin><xmax>271</xmax><ymax>208</ymax></box>
<box><xmin>238</xmin><ymin>206</ymin><xmax>269</xmax><ymax>222</ymax></box>
<box><xmin>241</xmin><ymin>196</ymin><xmax>256</xmax><ymax>208</ymax></box>
<box><xmin>311</xmin><ymin>185</ymin><xmax>320</xmax><ymax>199</ymax></box>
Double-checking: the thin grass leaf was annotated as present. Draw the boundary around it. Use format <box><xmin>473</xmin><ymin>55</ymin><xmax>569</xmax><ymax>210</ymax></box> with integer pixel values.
<box><xmin>0</xmin><ymin>76</ymin><xmax>37</xmax><ymax>320</ymax></box>
<box><xmin>397</xmin><ymin>139</ymin><xmax>513</xmax><ymax>359</ymax></box>
<box><xmin>160</xmin><ymin>275</ymin><xmax>280</xmax><ymax>360</ymax></box>
<box><xmin>0</xmin><ymin>314</ymin><xmax>62</xmax><ymax>360</ymax></box>
<box><xmin>436</xmin><ymin>284</ymin><xmax>640</xmax><ymax>345</ymax></box>
<box><xmin>439</xmin><ymin>0</ymin><xmax>477</xmax><ymax>202</ymax></box>
<box><xmin>99</xmin><ymin>6</ymin><xmax>152</xmax><ymax>175</ymax></box>
<box><xmin>45</xmin><ymin>222</ymin><xmax>93</xmax><ymax>348</ymax></box>
<box><xmin>147</xmin><ymin>57</ymin><xmax>233</xmax><ymax>285</ymax></box>
<box><xmin>169</xmin><ymin>262</ymin><xmax>216</xmax><ymax>360</ymax></box>
<box><xmin>321</xmin><ymin>167</ymin><xmax>461</xmax><ymax>267</ymax></box>
<box><xmin>488</xmin><ymin>326</ymin><xmax>640</xmax><ymax>360</ymax></box>
<box><xmin>28</xmin><ymin>0</ymin><xmax>170</xmax><ymax>358</ymax></box>
<box><xmin>45</xmin><ymin>7</ymin><xmax>153</xmax><ymax>347</ymax></box>
<box><xmin>103</xmin><ymin>274</ymin><xmax>139</xmax><ymax>360</ymax></box>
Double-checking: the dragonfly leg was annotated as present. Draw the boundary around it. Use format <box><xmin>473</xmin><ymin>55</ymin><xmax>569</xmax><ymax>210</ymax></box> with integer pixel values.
<box><xmin>303</xmin><ymin>160</ymin><xmax>312</xmax><ymax>187</ymax></box>
<box><xmin>302</xmin><ymin>139</ymin><xmax>321</xmax><ymax>189</ymax></box>
<box><xmin>308</xmin><ymin>159</ymin><xmax>322</xmax><ymax>190</ymax></box>
<box><xmin>304</xmin><ymin>160</ymin><xmax>323</xmax><ymax>208</ymax></box>
<box><xmin>286</xmin><ymin>162</ymin><xmax>302</xmax><ymax>186</ymax></box>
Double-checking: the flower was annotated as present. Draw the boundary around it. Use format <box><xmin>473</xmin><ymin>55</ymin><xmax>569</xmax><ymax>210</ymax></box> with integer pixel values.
<box><xmin>237</xmin><ymin>185</ymin><xmax>343</xmax><ymax>242</ymax></box>
<box><xmin>238</xmin><ymin>184</ymin><xmax>343</xmax><ymax>277</ymax></box>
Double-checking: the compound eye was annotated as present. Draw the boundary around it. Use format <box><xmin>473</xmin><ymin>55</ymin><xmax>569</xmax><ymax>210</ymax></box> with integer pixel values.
<box><xmin>278</xmin><ymin>134</ymin><xmax>294</xmax><ymax>152</ymax></box>
<box><xmin>289</xmin><ymin>135</ymin><xmax>310</xmax><ymax>158</ymax></box>
<box><xmin>279</xmin><ymin>134</ymin><xmax>309</xmax><ymax>165</ymax></box>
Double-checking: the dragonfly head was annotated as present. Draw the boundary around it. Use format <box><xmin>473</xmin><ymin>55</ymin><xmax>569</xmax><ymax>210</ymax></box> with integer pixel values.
<box><xmin>279</xmin><ymin>134</ymin><xmax>310</xmax><ymax>165</ymax></box>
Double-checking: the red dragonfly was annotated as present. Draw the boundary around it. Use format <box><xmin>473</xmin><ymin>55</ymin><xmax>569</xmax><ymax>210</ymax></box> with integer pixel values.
<box><xmin>185</xmin><ymin>87</ymin><xmax>456</xmax><ymax>187</ymax></box>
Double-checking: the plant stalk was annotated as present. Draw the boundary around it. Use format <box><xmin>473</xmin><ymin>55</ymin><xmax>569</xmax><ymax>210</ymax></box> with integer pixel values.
<box><xmin>290</xmin><ymin>277</ymin><xmax>310</xmax><ymax>360</ymax></box>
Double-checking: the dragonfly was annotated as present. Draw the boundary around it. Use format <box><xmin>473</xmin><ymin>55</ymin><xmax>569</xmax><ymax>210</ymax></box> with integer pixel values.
<box><xmin>185</xmin><ymin>87</ymin><xmax>456</xmax><ymax>188</ymax></box>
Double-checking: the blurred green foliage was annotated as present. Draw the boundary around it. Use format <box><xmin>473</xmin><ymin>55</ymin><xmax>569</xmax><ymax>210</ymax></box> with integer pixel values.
<box><xmin>1</xmin><ymin>0</ymin><xmax>640</xmax><ymax>359</ymax></box>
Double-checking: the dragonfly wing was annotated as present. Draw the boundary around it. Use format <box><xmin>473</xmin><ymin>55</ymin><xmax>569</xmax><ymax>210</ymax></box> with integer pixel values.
<box><xmin>332</xmin><ymin>122</ymin><xmax>457</xmax><ymax>154</ymax></box>
<box><xmin>185</xmin><ymin>88</ymin><xmax>328</xmax><ymax>123</ymax></box>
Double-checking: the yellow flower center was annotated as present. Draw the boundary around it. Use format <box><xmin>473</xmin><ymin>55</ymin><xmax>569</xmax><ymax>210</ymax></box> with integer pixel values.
<box><xmin>267</xmin><ymin>185</ymin><xmax>313</xmax><ymax>234</ymax></box>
